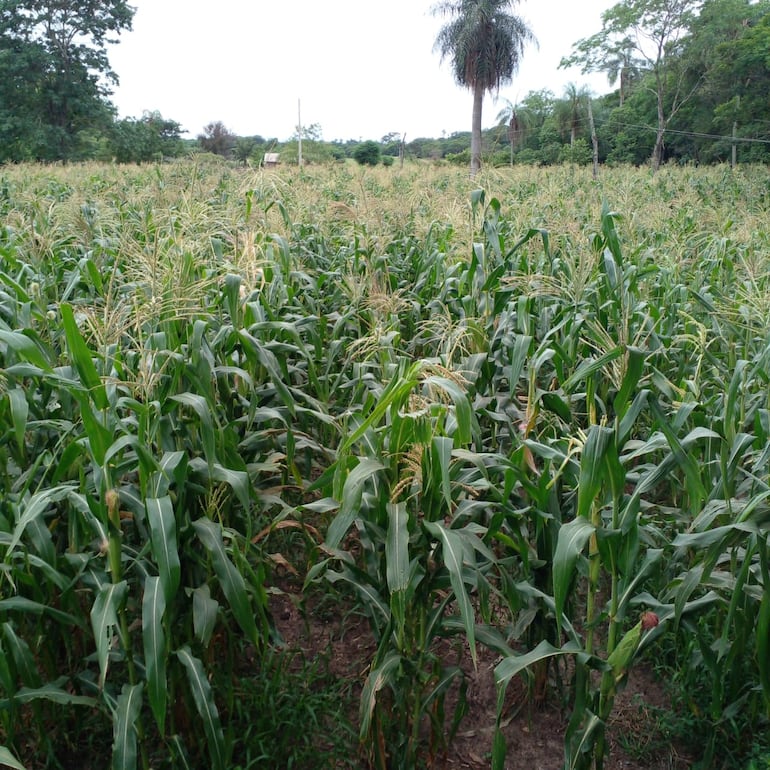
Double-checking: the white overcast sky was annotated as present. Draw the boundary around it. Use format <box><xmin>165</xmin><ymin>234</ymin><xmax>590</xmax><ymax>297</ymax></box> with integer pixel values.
<box><xmin>107</xmin><ymin>1</ymin><xmax>617</xmax><ymax>141</ymax></box>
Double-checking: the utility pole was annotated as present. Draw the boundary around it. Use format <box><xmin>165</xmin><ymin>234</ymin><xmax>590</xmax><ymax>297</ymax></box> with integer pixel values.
<box><xmin>298</xmin><ymin>99</ymin><xmax>302</xmax><ymax>168</ymax></box>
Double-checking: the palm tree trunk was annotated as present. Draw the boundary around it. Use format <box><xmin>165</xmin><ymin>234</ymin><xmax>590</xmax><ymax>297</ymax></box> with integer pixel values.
<box><xmin>470</xmin><ymin>82</ymin><xmax>484</xmax><ymax>177</ymax></box>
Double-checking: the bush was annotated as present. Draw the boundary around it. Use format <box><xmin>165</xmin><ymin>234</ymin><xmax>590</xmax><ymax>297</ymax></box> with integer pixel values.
<box><xmin>445</xmin><ymin>148</ymin><xmax>470</xmax><ymax>165</ymax></box>
<box><xmin>382</xmin><ymin>154</ymin><xmax>395</xmax><ymax>167</ymax></box>
<box><xmin>353</xmin><ymin>140</ymin><xmax>381</xmax><ymax>166</ymax></box>
<box><xmin>558</xmin><ymin>138</ymin><xmax>592</xmax><ymax>166</ymax></box>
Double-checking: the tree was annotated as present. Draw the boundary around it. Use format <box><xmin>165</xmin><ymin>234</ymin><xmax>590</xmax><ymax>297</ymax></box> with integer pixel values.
<box><xmin>0</xmin><ymin>0</ymin><xmax>134</xmax><ymax>160</ymax></box>
<box><xmin>432</xmin><ymin>0</ymin><xmax>536</xmax><ymax>177</ymax></box>
<box><xmin>293</xmin><ymin>122</ymin><xmax>323</xmax><ymax>141</ymax></box>
<box><xmin>110</xmin><ymin>111</ymin><xmax>184</xmax><ymax>163</ymax></box>
<box><xmin>352</xmin><ymin>140</ymin><xmax>381</xmax><ymax>166</ymax></box>
<box><xmin>495</xmin><ymin>98</ymin><xmax>531</xmax><ymax>164</ymax></box>
<box><xmin>562</xmin><ymin>0</ymin><xmax>702</xmax><ymax>171</ymax></box>
<box><xmin>554</xmin><ymin>83</ymin><xmax>592</xmax><ymax>145</ymax></box>
<box><xmin>198</xmin><ymin>121</ymin><xmax>237</xmax><ymax>157</ymax></box>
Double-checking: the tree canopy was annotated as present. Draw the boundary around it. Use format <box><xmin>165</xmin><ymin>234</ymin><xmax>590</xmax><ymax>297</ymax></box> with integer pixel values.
<box><xmin>0</xmin><ymin>0</ymin><xmax>135</xmax><ymax>161</ymax></box>
<box><xmin>433</xmin><ymin>0</ymin><xmax>536</xmax><ymax>176</ymax></box>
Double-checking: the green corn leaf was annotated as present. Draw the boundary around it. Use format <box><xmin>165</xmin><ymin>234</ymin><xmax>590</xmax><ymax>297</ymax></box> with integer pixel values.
<box><xmin>192</xmin><ymin>518</ymin><xmax>258</xmax><ymax>646</ymax></box>
<box><xmin>576</xmin><ymin>425</ymin><xmax>614</xmax><ymax>521</ymax></box>
<box><xmin>60</xmin><ymin>303</ymin><xmax>108</xmax><ymax>409</ymax></box>
<box><xmin>385</xmin><ymin>503</ymin><xmax>409</xmax><ymax>647</ymax></box>
<box><xmin>238</xmin><ymin>329</ymin><xmax>295</xmax><ymax>416</ymax></box>
<box><xmin>425</xmin><ymin>375</ymin><xmax>473</xmax><ymax>445</ymax></box>
<box><xmin>5</xmin><ymin>485</ymin><xmax>74</xmax><ymax>560</ymax></box>
<box><xmin>146</xmin><ymin>497</ymin><xmax>180</xmax><ymax>602</ymax></box>
<box><xmin>617</xmin><ymin>389</ymin><xmax>650</xmax><ymax>446</ymax></box>
<box><xmin>553</xmin><ymin>518</ymin><xmax>595</xmax><ymax>638</ymax></box>
<box><xmin>170</xmin><ymin>393</ymin><xmax>217</xmax><ymax>470</ymax></box>
<box><xmin>324</xmin><ymin>568</ymin><xmax>390</xmax><ymax>628</ymax></box>
<box><xmin>112</xmin><ymin>683</ymin><xmax>143</xmax><ymax>770</ymax></box>
<box><xmin>649</xmin><ymin>399</ymin><xmax>707</xmax><ymax>511</ymax></box>
<box><xmin>177</xmin><ymin>646</ymin><xmax>226</xmax><ymax>770</ymax></box>
<box><xmin>192</xmin><ymin>584</ymin><xmax>219</xmax><ymax>646</ymax></box>
<box><xmin>187</xmin><ymin>458</ymin><xmax>251</xmax><ymax>510</ymax></box>
<box><xmin>142</xmin><ymin>577</ymin><xmax>167</xmax><ymax>734</ymax></box>
<box><xmin>562</xmin><ymin>347</ymin><xmax>624</xmax><ymax>393</ymax></box>
<box><xmin>431</xmin><ymin>436</ymin><xmax>453</xmax><ymax>512</ymax></box>
<box><xmin>325</xmin><ymin>458</ymin><xmax>384</xmax><ymax>549</ymax></box>
<box><xmin>613</xmin><ymin>346</ymin><xmax>645</xmax><ymax>421</ymax></box>
<box><xmin>0</xmin><ymin>597</ymin><xmax>79</xmax><ymax>627</ymax></box>
<box><xmin>337</xmin><ymin>363</ymin><xmax>422</xmax><ymax>456</ymax></box>
<box><xmin>495</xmin><ymin>639</ymin><xmax>586</xmax><ymax>688</ymax></box>
<box><xmin>7</xmin><ymin>388</ymin><xmax>28</xmax><ymax>453</ymax></box>
<box><xmin>509</xmin><ymin>334</ymin><xmax>533</xmax><ymax>393</ymax></box>
<box><xmin>2</xmin><ymin>683</ymin><xmax>95</xmax><ymax>707</ymax></box>
<box><xmin>91</xmin><ymin>581</ymin><xmax>127</xmax><ymax>689</ymax></box>
<box><xmin>424</xmin><ymin>520</ymin><xmax>477</xmax><ymax>666</ymax></box>
<box><xmin>2</xmin><ymin>623</ymin><xmax>40</xmax><ymax>688</ymax></box>
<box><xmin>0</xmin><ymin>746</ymin><xmax>28</xmax><ymax>770</ymax></box>
<box><xmin>0</xmin><ymin>330</ymin><xmax>52</xmax><ymax>372</ymax></box>
<box><xmin>541</xmin><ymin>391</ymin><xmax>572</xmax><ymax>424</ymax></box>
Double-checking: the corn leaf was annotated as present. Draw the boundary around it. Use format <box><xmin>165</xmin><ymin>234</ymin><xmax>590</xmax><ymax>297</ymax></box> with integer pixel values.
<box><xmin>0</xmin><ymin>746</ymin><xmax>28</xmax><ymax>770</ymax></box>
<box><xmin>192</xmin><ymin>584</ymin><xmax>219</xmax><ymax>646</ymax></box>
<box><xmin>385</xmin><ymin>503</ymin><xmax>409</xmax><ymax>646</ymax></box>
<box><xmin>359</xmin><ymin>651</ymin><xmax>402</xmax><ymax>739</ymax></box>
<box><xmin>60</xmin><ymin>303</ymin><xmax>108</xmax><ymax>409</ymax></box>
<box><xmin>553</xmin><ymin>518</ymin><xmax>595</xmax><ymax>638</ymax></box>
<box><xmin>424</xmin><ymin>520</ymin><xmax>477</xmax><ymax>666</ymax></box>
<box><xmin>7</xmin><ymin>388</ymin><xmax>27</xmax><ymax>453</ymax></box>
<box><xmin>177</xmin><ymin>646</ymin><xmax>226</xmax><ymax>770</ymax></box>
<box><xmin>325</xmin><ymin>458</ymin><xmax>384</xmax><ymax>549</ymax></box>
<box><xmin>91</xmin><ymin>581</ymin><xmax>127</xmax><ymax>689</ymax></box>
<box><xmin>192</xmin><ymin>518</ymin><xmax>258</xmax><ymax>646</ymax></box>
<box><xmin>112</xmin><ymin>683</ymin><xmax>143</xmax><ymax>770</ymax></box>
<box><xmin>0</xmin><ymin>330</ymin><xmax>52</xmax><ymax>372</ymax></box>
<box><xmin>141</xmin><ymin>577</ymin><xmax>167</xmax><ymax>734</ymax></box>
<box><xmin>146</xmin><ymin>496</ymin><xmax>180</xmax><ymax>602</ymax></box>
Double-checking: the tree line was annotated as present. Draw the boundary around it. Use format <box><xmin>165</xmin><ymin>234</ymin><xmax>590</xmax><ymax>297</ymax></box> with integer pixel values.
<box><xmin>0</xmin><ymin>0</ymin><xmax>768</xmax><ymax>167</ymax></box>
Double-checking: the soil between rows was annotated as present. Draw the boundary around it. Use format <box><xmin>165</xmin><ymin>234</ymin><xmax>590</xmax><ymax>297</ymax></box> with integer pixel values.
<box><xmin>269</xmin><ymin>583</ymin><xmax>692</xmax><ymax>770</ymax></box>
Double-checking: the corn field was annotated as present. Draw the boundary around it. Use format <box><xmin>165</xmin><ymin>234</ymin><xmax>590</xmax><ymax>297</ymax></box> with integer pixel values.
<box><xmin>0</xmin><ymin>158</ymin><xmax>769</xmax><ymax>770</ymax></box>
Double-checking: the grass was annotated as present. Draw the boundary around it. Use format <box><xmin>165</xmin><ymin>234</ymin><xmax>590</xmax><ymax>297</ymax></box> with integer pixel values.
<box><xmin>0</xmin><ymin>158</ymin><xmax>768</xmax><ymax>769</ymax></box>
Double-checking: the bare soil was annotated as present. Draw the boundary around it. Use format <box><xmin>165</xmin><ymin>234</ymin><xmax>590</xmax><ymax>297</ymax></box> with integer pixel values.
<box><xmin>269</xmin><ymin>582</ymin><xmax>693</xmax><ymax>770</ymax></box>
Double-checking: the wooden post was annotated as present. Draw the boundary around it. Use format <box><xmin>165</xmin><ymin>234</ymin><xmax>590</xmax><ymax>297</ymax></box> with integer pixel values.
<box><xmin>298</xmin><ymin>99</ymin><xmax>302</xmax><ymax>168</ymax></box>
<box><xmin>588</xmin><ymin>100</ymin><xmax>599</xmax><ymax>180</ymax></box>
<box><xmin>731</xmin><ymin>95</ymin><xmax>740</xmax><ymax>170</ymax></box>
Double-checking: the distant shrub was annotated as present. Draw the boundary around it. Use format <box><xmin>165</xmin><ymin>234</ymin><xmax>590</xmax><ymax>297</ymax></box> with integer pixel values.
<box><xmin>353</xmin><ymin>141</ymin><xmax>381</xmax><ymax>166</ymax></box>
<box><xmin>490</xmin><ymin>150</ymin><xmax>511</xmax><ymax>167</ymax></box>
<box><xmin>382</xmin><ymin>154</ymin><xmax>394</xmax><ymax>167</ymax></box>
<box><xmin>445</xmin><ymin>149</ymin><xmax>470</xmax><ymax>165</ymax></box>
<box><xmin>558</xmin><ymin>138</ymin><xmax>592</xmax><ymax>166</ymax></box>
<box><xmin>514</xmin><ymin>148</ymin><xmax>541</xmax><ymax>165</ymax></box>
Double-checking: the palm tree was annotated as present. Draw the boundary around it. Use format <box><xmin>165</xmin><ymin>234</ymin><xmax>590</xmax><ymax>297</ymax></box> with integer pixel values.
<box><xmin>554</xmin><ymin>83</ymin><xmax>591</xmax><ymax>146</ymax></box>
<box><xmin>433</xmin><ymin>0</ymin><xmax>536</xmax><ymax>177</ymax></box>
<box><xmin>496</xmin><ymin>97</ymin><xmax>533</xmax><ymax>165</ymax></box>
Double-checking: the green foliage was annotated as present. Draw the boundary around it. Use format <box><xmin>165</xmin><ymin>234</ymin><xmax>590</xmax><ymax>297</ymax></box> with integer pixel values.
<box><xmin>0</xmin><ymin>161</ymin><xmax>768</xmax><ymax>770</ymax></box>
<box><xmin>352</xmin><ymin>140</ymin><xmax>382</xmax><ymax>166</ymax></box>
<box><xmin>110</xmin><ymin>112</ymin><xmax>185</xmax><ymax>163</ymax></box>
<box><xmin>198</xmin><ymin>121</ymin><xmax>237</xmax><ymax>157</ymax></box>
<box><xmin>0</xmin><ymin>0</ymin><xmax>134</xmax><ymax>161</ymax></box>
<box><xmin>432</xmin><ymin>0</ymin><xmax>536</xmax><ymax>175</ymax></box>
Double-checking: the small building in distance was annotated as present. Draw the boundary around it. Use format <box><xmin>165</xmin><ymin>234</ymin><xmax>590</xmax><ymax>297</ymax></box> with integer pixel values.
<box><xmin>263</xmin><ymin>152</ymin><xmax>280</xmax><ymax>168</ymax></box>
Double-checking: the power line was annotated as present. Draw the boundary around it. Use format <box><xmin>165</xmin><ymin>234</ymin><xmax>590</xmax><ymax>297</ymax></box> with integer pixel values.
<box><xmin>593</xmin><ymin>118</ymin><xmax>770</xmax><ymax>145</ymax></box>
<box><xmin>527</xmin><ymin>113</ymin><xmax>770</xmax><ymax>145</ymax></box>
